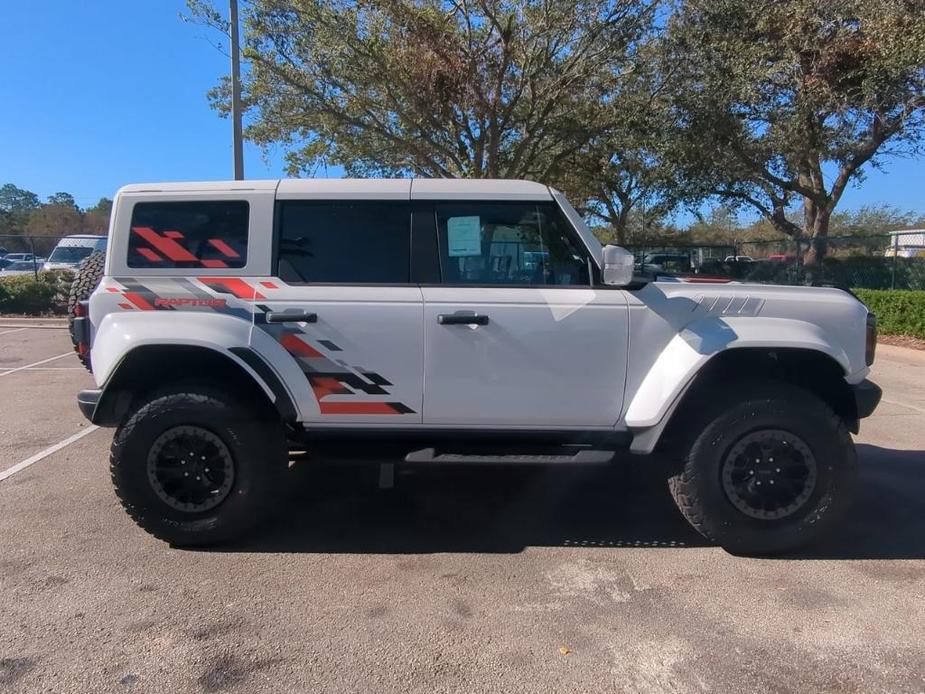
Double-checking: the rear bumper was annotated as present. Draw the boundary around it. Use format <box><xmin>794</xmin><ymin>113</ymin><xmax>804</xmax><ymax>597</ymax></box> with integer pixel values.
<box><xmin>77</xmin><ymin>389</ymin><xmax>101</xmax><ymax>422</ymax></box>
<box><xmin>852</xmin><ymin>379</ymin><xmax>882</xmax><ymax>419</ymax></box>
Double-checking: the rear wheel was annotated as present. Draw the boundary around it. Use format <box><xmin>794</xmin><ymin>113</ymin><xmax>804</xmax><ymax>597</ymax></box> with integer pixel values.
<box><xmin>67</xmin><ymin>250</ymin><xmax>105</xmax><ymax>372</ymax></box>
<box><xmin>110</xmin><ymin>385</ymin><xmax>287</xmax><ymax>546</ymax></box>
<box><xmin>668</xmin><ymin>382</ymin><xmax>856</xmax><ymax>555</ymax></box>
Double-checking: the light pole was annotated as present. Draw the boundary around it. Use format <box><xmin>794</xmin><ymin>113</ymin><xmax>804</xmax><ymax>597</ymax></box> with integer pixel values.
<box><xmin>230</xmin><ymin>0</ymin><xmax>244</xmax><ymax>180</ymax></box>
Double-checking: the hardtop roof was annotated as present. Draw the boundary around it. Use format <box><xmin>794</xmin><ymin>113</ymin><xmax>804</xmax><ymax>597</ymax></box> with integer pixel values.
<box><xmin>117</xmin><ymin>178</ymin><xmax>554</xmax><ymax>201</ymax></box>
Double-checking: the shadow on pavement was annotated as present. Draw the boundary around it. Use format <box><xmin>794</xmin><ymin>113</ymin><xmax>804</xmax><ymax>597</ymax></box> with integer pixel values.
<box><xmin>225</xmin><ymin>458</ymin><xmax>708</xmax><ymax>554</ymax></box>
<box><xmin>792</xmin><ymin>444</ymin><xmax>925</xmax><ymax>561</ymax></box>
<box><xmin>218</xmin><ymin>444</ymin><xmax>924</xmax><ymax>558</ymax></box>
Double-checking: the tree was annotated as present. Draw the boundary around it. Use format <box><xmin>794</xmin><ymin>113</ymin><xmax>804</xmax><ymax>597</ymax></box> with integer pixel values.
<box><xmin>663</xmin><ymin>0</ymin><xmax>925</xmax><ymax>265</ymax></box>
<box><xmin>82</xmin><ymin>198</ymin><xmax>113</xmax><ymax>235</ymax></box>
<box><xmin>188</xmin><ymin>0</ymin><xmax>657</xmax><ymax>181</ymax></box>
<box><xmin>25</xmin><ymin>203</ymin><xmax>83</xmax><ymax>238</ymax></box>
<box><xmin>0</xmin><ymin>184</ymin><xmax>41</xmax><ymax>235</ymax></box>
<box><xmin>574</xmin><ymin>49</ymin><xmax>700</xmax><ymax>246</ymax></box>
<box><xmin>46</xmin><ymin>192</ymin><xmax>77</xmax><ymax>209</ymax></box>
<box><xmin>0</xmin><ymin>184</ymin><xmax>40</xmax><ymax>215</ymax></box>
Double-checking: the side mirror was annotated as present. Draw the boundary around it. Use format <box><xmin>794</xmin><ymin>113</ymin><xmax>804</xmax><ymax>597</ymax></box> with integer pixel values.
<box><xmin>601</xmin><ymin>245</ymin><xmax>635</xmax><ymax>286</ymax></box>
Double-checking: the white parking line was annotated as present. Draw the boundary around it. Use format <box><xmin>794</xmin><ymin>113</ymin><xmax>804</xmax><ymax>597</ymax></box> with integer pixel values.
<box><xmin>0</xmin><ymin>426</ymin><xmax>100</xmax><ymax>483</ymax></box>
<box><xmin>881</xmin><ymin>398</ymin><xmax>925</xmax><ymax>415</ymax></box>
<box><xmin>0</xmin><ymin>367</ymin><xmax>84</xmax><ymax>372</ymax></box>
<box><xmin>0</xmin><ymin>352</ymin><xmax>74</xmax><ymax>378</ymax></box>
<box><xmin>0</xmin><ymin>327</ymin><xmax>28</xmax><ymax>336</ymax></box>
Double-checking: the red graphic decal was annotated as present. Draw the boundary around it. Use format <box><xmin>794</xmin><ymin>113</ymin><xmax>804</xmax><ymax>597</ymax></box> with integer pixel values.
<box><xmin>197</xmin><ymin>277</ymin><xmax>265</xmax><ymax>300</ymax></box>
<box><xmin>106</xmin><ymin>287</ymin><xmax>121</xmax><ymax>293</ymax></box>
<box><xmin>319</xmin><ymin>402</ymin><xmax>405</xmax><ymax>415</ymax></box>
<box><xmin>118</xmin><ymin>302</ymin><xmax>134</xmax><ymax>310</ymax></box>
<box><xmin>280</xmin><ymin>333</ymin><xmax>323</xmax><ymax>359</ymax></box>
<box><xmin>200</xmin><ymin>259</ymin><xmax>229</xmax><ymax>268</ymax></box>
<box><xmin>154</xmin><ymin>297</ymin><xmax>227</xmax><ymax>308</ymax></box>
<box><xmin>309</xmin><ymin>376</ymin><xmax>351</xmax><ymax>399</ymax></box>
<box><xmin>207</xmin><ymin>239</ymin><xmax>241</xmax><ymax>258</ymax></box>
<box><xmin>132</xmin><ymin>226</ymin><xmax>198</xmax><ymax>262</ymax></box>
<box><xmin>122</xmin><ymin>292</ymin><xmax>155</xmax><ymax>311</ymax></box>
<box><xmin>164</xmin><ymin>231</ymin><xmax>184</xmax><ymax>239</ymax></box>
<box><xmin>260</xmin><ymin>281</ymin><xmax>278</xmax><ymax>289</ymax></box>
<box><xmin>137</xmin><ymin>247</ymin><xmax>163</xmax><ymax>263</ymax></box>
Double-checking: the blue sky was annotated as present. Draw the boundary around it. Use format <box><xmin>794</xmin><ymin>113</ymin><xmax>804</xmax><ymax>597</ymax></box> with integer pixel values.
<box><xmin>1</xmin><ymin>1</ymin><xmax>923</xmax><ymax>217</ymax></box>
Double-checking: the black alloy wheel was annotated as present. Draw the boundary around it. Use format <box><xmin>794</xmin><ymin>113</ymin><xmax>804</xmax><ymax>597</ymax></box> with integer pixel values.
<box><xmin>146</xmin><ymin>425</ymin><xmax>235</xmax><ymax>513</ymax></box>
<box><xmin>720</xmin><ymin>429</ymin><xmax>818</xmax><ymax>520</ymax></box>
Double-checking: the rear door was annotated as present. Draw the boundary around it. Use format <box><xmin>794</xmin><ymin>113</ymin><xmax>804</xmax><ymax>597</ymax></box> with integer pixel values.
<box><xmin>255</xmin><ymin>193</ymin><xmax>424</xmax><ymax>424</ymax></box>
<box><xmin>421</xmin><ymin>201</ymin><xmax>629</xmax><ymax>428</ymax></box>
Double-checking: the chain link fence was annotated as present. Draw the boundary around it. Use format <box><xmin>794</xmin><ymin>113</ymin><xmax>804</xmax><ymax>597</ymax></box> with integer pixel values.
<box><xmin>626</xmin><ymin>230</ymin><xmax>925</xmax><ymax>290</ymax></box>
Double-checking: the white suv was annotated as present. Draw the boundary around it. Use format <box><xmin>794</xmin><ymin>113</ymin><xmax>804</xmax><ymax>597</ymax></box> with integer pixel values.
<box><xmin>73</xmin><ymin>179</ymin><xmax>881</xmax><ymax>553</ymax></box>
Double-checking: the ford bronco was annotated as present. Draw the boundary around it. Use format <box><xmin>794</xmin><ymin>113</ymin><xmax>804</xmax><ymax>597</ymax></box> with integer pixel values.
<box><xmin>72</xmin><ymin>179</ymin><xmax>881</xmax><ymax>553</ymax></box>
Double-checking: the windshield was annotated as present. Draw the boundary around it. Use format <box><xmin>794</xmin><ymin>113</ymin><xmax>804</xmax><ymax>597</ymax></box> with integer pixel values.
<box><xmin>49</xmin><ymin>245</ymin><xmax>95</xmax><ymax>263</ymax></box>
<box><xmin>6</xmin><ymin>261</ymin><xmax>35</xmax><ymax>270</ymax></box>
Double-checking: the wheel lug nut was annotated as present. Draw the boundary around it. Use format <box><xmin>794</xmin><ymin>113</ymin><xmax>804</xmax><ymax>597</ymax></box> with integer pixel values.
<box><xmin>769</xmin><ymin>480</ymin><xmax>775</xmax><ymax>485</ymax></box>
<box><xmin>184</xmin><ymin>472</ymin><xmax>189</xmax><ymax>477</ymax></box>
<box><xmin>196</xmin><ymin>476</ymin><xmax>201</xmax><ymax>481</ymax></box>
<box><xmin>776</xmin><ymin>468</ymin><xmax>781</xmax><ymax>473</ymax></box>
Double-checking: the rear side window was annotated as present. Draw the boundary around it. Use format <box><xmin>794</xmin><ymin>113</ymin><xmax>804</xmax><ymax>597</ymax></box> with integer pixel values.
<box><xmin>276</xmin><ymin>202</ymin><xmax>410</xmax><ymax>283</ymax></box>
<box><xmin>128</xmin><ymin>201</ymin><xmax>249</xmax><ymax>269</ymax></box>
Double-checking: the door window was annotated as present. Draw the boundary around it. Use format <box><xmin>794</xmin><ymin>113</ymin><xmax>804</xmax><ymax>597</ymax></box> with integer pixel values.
<box><xmin>435</xmin><ymin>202</ymin><xmax>590</xmax><ymax>286</ymax></box>
<box><xmin>276</xmin><ymin>202</ymin><xmax>411</xmax><ymax>283</ymax></box>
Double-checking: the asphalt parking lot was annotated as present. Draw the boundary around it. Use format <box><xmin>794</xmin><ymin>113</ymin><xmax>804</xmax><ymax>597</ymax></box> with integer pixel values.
<box><xmin>1</xmin><ymin>322</ymin><xmax>923</xmax><ymax>693</ymax></box>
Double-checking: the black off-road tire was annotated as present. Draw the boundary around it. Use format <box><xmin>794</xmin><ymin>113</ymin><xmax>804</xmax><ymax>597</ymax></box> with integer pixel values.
<box><xmin>668</xmin><ymin>381</ymin><xmax>856</xmax><ymax>555</ymax></box>
<box><xmin>110</xmin><ymin>385</ymin><xmax>287</xmax><ymax>546</ymax></box>
<box><xmin>67</xmin><ymin>250</ymin><xmax>105</xmax><ymax>371</ymax></box>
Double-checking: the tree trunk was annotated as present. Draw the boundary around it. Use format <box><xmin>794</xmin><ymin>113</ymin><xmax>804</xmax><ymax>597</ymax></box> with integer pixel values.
<box><xmin>802</xmin><ymin>204</ymin><xmax>831</xmax><ymax>269</ymax></box>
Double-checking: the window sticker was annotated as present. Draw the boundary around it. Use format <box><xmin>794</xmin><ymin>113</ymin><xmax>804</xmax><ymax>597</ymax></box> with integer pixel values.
<box><xmin>447</xmin><ymin>216</ymin><xmax>482</xmax><ymax>257</ymax></box>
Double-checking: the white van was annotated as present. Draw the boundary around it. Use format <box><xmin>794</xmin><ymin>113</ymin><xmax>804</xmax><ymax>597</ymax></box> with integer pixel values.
<box><xmin>43</xmin><ymin>235</ymin><xmax>107</xmax><ymax>271</ymax></box>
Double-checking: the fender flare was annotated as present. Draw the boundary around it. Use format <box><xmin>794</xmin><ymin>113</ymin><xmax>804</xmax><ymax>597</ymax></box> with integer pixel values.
<box><xmin>88</xmin><ymin>312</ymin><xmax>299</xmax><ymax>424</ymax></box>
<box><xmin>625</xmin><ymin>316</ymin><xmax>852</xmax><ymax>453</ymax></box>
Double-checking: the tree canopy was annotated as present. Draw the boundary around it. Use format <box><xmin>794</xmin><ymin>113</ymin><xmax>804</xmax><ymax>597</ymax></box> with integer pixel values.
<box><xmin>188</xmin><ymin>0</ymin><xmax>925</xmax><ymax>261</ymax></box>
<box><xmin>662</xmin><ymin>0</ymin><xmax>925</xmax><ymax>262</ymax></box>
<box><xmin>0</xmin><ymin>183</ymin><xmax>111</xmax><ymax>244</ymax></box>
<box><xmin>189</xmin><ymin>0</ymin><xmax>657</xmax><ymax>182</ymax></box>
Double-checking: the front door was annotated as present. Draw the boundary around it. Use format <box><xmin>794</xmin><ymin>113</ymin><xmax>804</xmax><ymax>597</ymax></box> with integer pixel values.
<box><xmin>257</xmin><ymin>199</ymin><xmax>423</xmax><ymax>424</ymax></box>
<box><xmin>422</xmin><ymin>201</ymin><xmax>628</xmax><ymax>428</ymax></box>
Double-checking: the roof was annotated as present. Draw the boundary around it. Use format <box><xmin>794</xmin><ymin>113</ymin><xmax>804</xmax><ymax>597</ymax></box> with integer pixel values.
<box><xmin>118</xmin><ymin>178</ymin><xmax>553</xmax><ymax>201</ymax></box>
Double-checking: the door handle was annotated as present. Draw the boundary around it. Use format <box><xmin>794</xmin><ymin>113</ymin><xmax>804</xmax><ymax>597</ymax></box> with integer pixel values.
<box><xmin>266</xmin><ymin>310</ymin><xmax>318</xmax><ymax>324</ymax></box>
<box><xmin>437</xmin><ymin>313</ymin><xmax>489</xmax><ymax>326</ymax></box>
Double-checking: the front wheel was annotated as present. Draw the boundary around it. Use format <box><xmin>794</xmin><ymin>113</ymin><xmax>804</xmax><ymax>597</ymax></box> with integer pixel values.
<box><xmin>668</xmin><ymin>382</ymin><xmax>856</xmax><ymax>555</ymax></box>
<box><xmin>110</xmin><ymin>385</ymin><xmax>287</xmax><ymax>546</ymax></box>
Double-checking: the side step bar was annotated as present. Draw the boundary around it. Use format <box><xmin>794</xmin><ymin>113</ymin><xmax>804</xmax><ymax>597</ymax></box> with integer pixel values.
<box><xmin>404</xmin><ymin>448</ymin><xmax>615</xmax><ymax>465</ymax></box>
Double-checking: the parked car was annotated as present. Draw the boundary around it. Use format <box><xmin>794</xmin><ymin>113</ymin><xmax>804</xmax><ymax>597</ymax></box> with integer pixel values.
<box><xmin>638</xmin><ymin>252</ymin><xmax>692</xmax><ymax>276</ymax></box>
<box><xmin>73</xmin><ymin>178</ymin><xmax>880</xmax><ymax>555</ymax></box>
<box><xmin>724</xmin><ymin>255</ymin><xmax>754</xmax><ymax>263</ymax></box>
<box><xmin>43</xmin><ymin>234</ymin><xmax>107</xmax><ymax>271</ymax></box>
<box><xmin>0</xmin><ymin>260</ymin><xmax>42</xmax><ymax>275</ymax></box>
<box><xmin>2</xmin><ymin>252</ymin><xmax>41</xmax><ymax>263</ymax></box>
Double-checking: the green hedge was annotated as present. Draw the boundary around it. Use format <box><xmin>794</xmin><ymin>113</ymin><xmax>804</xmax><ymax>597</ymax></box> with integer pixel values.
<box><xmin>0</xmin><ymin>271</ymin><xmax>74</xmax><ymax>315</ymax></box>
<box><xmin>854</xmin><ymin>289</ymin><xmax>925</xmax><ymax>339</ymax></box>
